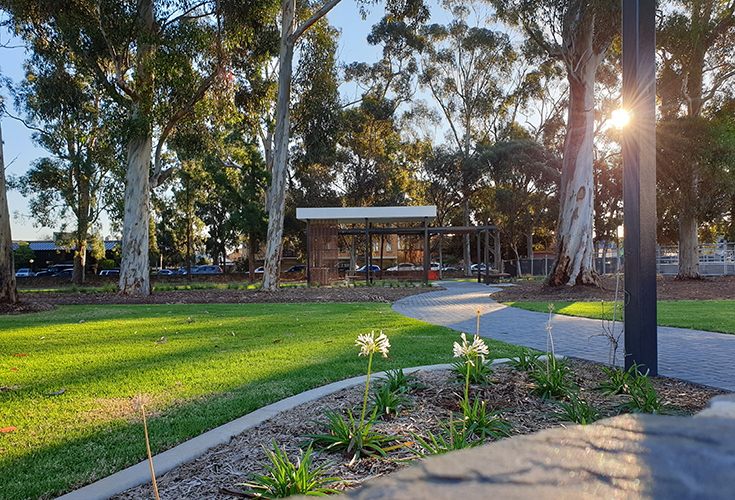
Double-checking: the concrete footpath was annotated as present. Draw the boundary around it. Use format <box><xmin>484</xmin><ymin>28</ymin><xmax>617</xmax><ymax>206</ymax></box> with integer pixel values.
<box><xmin>393</xmin><ymin>280</ymin><xmax>735</xmax><ymax>392</ymax></box>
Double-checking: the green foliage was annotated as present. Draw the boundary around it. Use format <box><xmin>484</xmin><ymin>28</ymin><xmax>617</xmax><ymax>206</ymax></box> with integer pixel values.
<box><xmin>98</xmin><ymin>259</ymin><xmax>116</xmax><ymax>271</ymax></box>
<box><xmin>380</xmin><ymin>368</ymin><xmax>423</xmax><ymax>392</ymax></box>
<box><xmin>13</xmin><ymin>242</ymin><xmax>35</xmax><ymax>268</ymax></box>
<box><xmin>241</xmin><ymin>441</ymin><xmax>340</xmax><ymax>498</ymax></box>
<box><xmin>595</xmin><ymin>365</ymin><xmax>636</xmax><ymax>396</ymax></box>
<box><xmin>554</xmin><ymin>394</ymin><xmax>602</xmax><ymax>425</ymax></box>
<box><xmin>368</xmin><ymin>384</ymin><xmax>412</xmax><ymax>418</ymax></box>
<box><xmin>409</xmin><ymin>419</ymin><xmax>482</xmax><ymax>457</ymax></box>
<box><xmin>528</xmin><ymin>357</ymin><xmax>577</xmax><ymax>400</ymax></box>
<box><xmin>507</xmin><ymin>348</ymin><xmax>543</xmax><ymax>372</ymax></box>
<box><xmin>458</xmin><ymin>399</ymin><xmax>512</xmax><ymax>439</ymax></box>
<box><xmin>451</xmin><ymin>358</ymin><xmax>495</xmax><ymax>385</ymax></box>
<box><xmin>618</xmin><ymin>376</ymin><xmax>680</xmax><ymax>415</ymax></box>
<box><xmin>304</xmin><ymin>408</ymin><xmax>389</xmax><ymax>463</ymax></box>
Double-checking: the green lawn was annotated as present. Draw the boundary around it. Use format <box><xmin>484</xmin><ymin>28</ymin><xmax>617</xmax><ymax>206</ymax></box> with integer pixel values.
<box><xmin>505</xmin><ymin>300</ymin><xmax>735</xmax><ymax>334</ymax></box>
<box><xmin>0</xmin><ymin>303</ymin><xmax>524</xmax><ymax>500</ymax></box>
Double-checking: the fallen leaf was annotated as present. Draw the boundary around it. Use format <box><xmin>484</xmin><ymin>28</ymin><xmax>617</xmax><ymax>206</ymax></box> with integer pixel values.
<box><xmin>284</xmin><ymin>334</ymin><xmax>293</xmax><ymax>337</ymax></box>
<box><xmin>273</xmin><ymin>339</ymin><xmax>282</xmax><ymax>344</ymax></box>
<box><xmin>79</xmin><ymin>320</ymin><xmax>85</xmax><ymax>324</ymax></box>
<box><xmin>12</xmin><ymin>353</ymin><xmax>27</xmax><ymax>357</ymax></box>
<box><xmin>10</xmin><ymin>368</ymin><xmax>18</xmax><ymax>371</ymax></box>
<box><xmin>47</xmin><ymin>389</ymin><xmax>66</xmax><ymax>396</ymax></box>
<box><xmin>0</xmin><ymin>426</ymin><xmax>18</xmax><ymax>434</ymax></box>
<box><xmin>155</xmin><ymin>337</ymin><xmax>167</xmax><ymax>345</ymax></box>
<box><xmin>175</xmin><ymin>381</ymin><xmax>183</xmax><ymax>386</ymax></box>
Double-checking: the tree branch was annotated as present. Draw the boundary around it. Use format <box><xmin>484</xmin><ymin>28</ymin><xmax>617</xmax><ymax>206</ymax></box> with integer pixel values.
<box><xmin>290</xmin><ymin>0</ymin><xmax>343</xmax><ymax>43</ymax></box>
<box><xmin>96</xmin><ymin>0</ymin><xmax>139</xmax><ymax>101</ymax></box>
<box><xmin>150</xmin><ymin>67</ymin><xmax>222</xmax><ymax>187</ymax></box>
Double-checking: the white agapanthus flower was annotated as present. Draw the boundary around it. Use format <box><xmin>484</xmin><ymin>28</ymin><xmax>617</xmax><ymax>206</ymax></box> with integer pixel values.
<box><xmin>356</xmin><ymin>330</ymin><xmax>391</xmax><ymax>358</ymax></box>
<box><xmin>453</xmin><ymin>332</ymin><xmax>489</xmax><ymax>366</ymax></box>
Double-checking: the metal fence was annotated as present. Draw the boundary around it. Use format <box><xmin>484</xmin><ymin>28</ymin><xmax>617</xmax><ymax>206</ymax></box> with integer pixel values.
<box><xmin>504</xmin><ymin>242</ymin><xmax>735</xmax><ymax>278</ymax></box>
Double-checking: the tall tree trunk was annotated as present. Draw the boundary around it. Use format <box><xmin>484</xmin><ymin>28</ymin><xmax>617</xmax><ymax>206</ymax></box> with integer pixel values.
<box><xmin>463</xmin><ymin>197</ymin><xmax>472</xmax><ymax>276</ymax></box>
<box><xmin>119</xmin><ymin>0</ymin><xmax>155</xmax><ymax>295</ymax></box>
<box><xmin>248</xmin><ymin>233</ymin><xmax>256</xmax><ymax>284</ymax></box>
<box><xmin>678</xmin><ymin>197</ymin><xmax>700</xmax><ymax>279</ymax></box>
<box><xmin>119</xmin><ymin>135</ymin><xmax>152</xmax><ymax>295</ymax></box>
<box><xmin>0</xmin><ymin>124</ymin><xmax>18</xmax><ymax>303</ymax></box>
<box><xmin>547</xmin><ymin>40</ymin><xmax>600</xmax><ymax>286</ymax></box>
<box><xmin>262</xmin><ymin>0</ymin><xmax>296</xmax><ymax>291</ymax></box>
<box><xmin>72</xmin><ymin>186</ymin><xmax>90</xmax><ymax>285</ymax></box>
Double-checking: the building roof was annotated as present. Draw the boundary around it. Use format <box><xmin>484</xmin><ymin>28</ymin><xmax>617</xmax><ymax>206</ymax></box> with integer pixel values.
<box><xmin>296</xmin><ymin>206</ymin><xmax>437</xmax><ymax>224</ymax></box>
<box><xmin>12</xmin><ymin>240</ymin><xmax>120</xmax><ymax>252</ymax></box>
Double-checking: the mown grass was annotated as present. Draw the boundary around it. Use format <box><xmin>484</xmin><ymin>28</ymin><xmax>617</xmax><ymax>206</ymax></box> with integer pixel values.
<box><xmin>505</xmin><ymin>300</ymin><xmax>735</xmax><ymax>334</ymax></box>
<box><xmin>0</xmin><ymin>303</ymin><xmax>524</xmax><ymax>500</ymax></box>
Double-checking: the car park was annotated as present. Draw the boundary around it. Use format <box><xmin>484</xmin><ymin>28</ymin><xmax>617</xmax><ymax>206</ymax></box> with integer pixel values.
<box><xmin>15</xmin><ymin>268</ymin><xmax>35</xmax><ymax>277</ymax></box>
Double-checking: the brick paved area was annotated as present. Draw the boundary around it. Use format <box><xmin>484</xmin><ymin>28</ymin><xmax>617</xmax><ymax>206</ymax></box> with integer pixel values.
<box><xmin>393</xmin><ymin>280</ymin><xmax>735</xmax><ymax>392</ymax></box>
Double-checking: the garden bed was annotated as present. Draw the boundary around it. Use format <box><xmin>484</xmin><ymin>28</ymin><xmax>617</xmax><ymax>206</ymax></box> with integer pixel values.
<box><xmin>110</xmin><ymin>358</ymin><xmax>728</xmax><ymax>500</ymax></box>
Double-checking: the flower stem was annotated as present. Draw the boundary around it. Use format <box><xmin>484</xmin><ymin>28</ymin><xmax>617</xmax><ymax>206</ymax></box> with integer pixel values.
<box><xmin>464</xmin><ymin>362</ymin><xmax>470</xmax><ymax>405</ymax></box>
<box><xmin>360</xmin><ymin>351</ymin><xmax>374</xmax><ymax>429</ymax></box>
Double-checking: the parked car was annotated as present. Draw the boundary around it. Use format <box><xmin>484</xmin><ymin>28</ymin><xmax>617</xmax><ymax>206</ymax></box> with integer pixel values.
<box><xmin>336</xmin><ymin>261</ymin><xmax>354</xmax><ymax>272</ymax></box>
<box><xmin>470</xmin><ymin>264</ymin><xmax>488</xmax><ymax>272</ymax></box>
<box><xmin>253</xmin><ymin>266</ymin><xmax>264</xmax><ymax>274</ymax></box>
<box><xmin>41</xmin><ymin>264</ymin><xmax>73</xmax><ymax>276</ymax></box>
<box><xmin>284</xmin><ymin>265</ymin><xmax>306</xmax><ymax>273</ymax></box>
<box><xmin>387</xmin><ymin>263</ymin><xmax>417</xmax><ymax>272</ymax></box>
<box><xmin>55</xmin><ymin>268</ymin><xmax>73</xmax><ymax>277</ymax></box>
<box><xmin>15</xmin><ymin>268</ymin><xmax>35</xmax><ymax>277</ymax></box>
<box><xmin>151</xmin><ymin>269</ymin><xmax>174</xmax><ymax>276</ymax></box>
<box><xmin>99</xmin><ymin>269</ymin><xmax>120</xmax><ymax>276</ymax></box>
<box><xmin>190</xmin><ymin>265</ymin><xmax>223</xmax><ymax>274</ymax></box>
<box><xmin>442</xmin><ymin>265</ymin><xmax>458</xmax><ymax>271</ymax></box>
<box><xmin>356</xmin><ymin>265</ymin><xmax>381</xmax><ymax>272</ymax></box>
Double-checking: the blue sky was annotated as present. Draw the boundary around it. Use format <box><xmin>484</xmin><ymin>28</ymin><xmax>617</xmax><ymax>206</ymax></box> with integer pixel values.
<box><xmin>2</xmin><ymin>1</ymin><xmax>452</xmax><ymax>241</ymax></box>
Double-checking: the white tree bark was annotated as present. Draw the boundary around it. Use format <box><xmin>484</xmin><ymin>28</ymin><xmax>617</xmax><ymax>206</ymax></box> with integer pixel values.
<box><xmin>262</xmin><ymin>0</ymin><xmax>296</xmax><ymax>291</ymax></box>
<box><xmin>119</xmin><ymin>136</ymin><xmax>152</xmax><ymax>295</ymax></box>
<box><xmin>261</xmin><ymin>0</ymin><xmax>343</xmax><ymax>291</ymax></box>
<box><xmin>547</xmin><ymin>38</ymin><xmax>600</xmax><ymax>286</ymax></box>
<box><xmin>0</xmin><ymin>124</ymin><xmax>18</xmax><ymax>303</ymax></box>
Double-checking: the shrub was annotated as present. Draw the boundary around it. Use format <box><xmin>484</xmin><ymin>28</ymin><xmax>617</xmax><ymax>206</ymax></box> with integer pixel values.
<box><xmin>241</xmin><ymin>441</ymin><xmax>340</xmax><ymax>498</ymax></box>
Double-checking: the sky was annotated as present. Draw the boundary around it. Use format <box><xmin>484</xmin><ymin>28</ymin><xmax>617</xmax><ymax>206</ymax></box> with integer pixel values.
<box><xmin>1</xmin><ymin>1</ymin><xmax>454</xmax><ymax>241</ymax></box>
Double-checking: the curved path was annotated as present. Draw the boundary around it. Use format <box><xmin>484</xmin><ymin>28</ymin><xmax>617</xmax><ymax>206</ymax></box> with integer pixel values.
<box><xmin>393</xmin><ymin>280</ymin><xmax>735</xmax><ymax>392</ymax></box>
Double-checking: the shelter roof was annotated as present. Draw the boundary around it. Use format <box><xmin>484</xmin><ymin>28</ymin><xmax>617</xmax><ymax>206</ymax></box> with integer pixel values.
<box><xmin>296</xmin><ymin>206</ymin><xmax>436</xmax><ymax>224</ymax></box>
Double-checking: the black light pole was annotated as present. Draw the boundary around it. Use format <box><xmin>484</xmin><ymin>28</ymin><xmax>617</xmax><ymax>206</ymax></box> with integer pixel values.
<box><xmin>623</xmin><ymin>0</ymin><xmax>658</xmax><ymax>375</ymax></box>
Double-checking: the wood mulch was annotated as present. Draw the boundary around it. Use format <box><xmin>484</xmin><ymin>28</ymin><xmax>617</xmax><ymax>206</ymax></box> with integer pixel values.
<box><xmin>109</xmin><ymin>360</ymin><xmax>728</xmax><ymax>500</ymax></box>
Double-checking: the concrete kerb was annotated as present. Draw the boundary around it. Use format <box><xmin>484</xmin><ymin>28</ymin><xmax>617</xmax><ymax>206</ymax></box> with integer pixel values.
<box><xmin>56</xmin><ymin>360</ymin><xmax>521</xmax><ymax>500</ymax></box>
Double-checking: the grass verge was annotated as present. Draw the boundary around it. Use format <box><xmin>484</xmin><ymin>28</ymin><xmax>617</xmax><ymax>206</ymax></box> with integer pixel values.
<box><xmin>0</xmin><ymin>303</ymin><xmax>524</xmax><ymax>500</ymax></box>
<box><xmin>505</xmin><ymin>300</ymin><xmax>735</xmax><ymax>334</ymax></box>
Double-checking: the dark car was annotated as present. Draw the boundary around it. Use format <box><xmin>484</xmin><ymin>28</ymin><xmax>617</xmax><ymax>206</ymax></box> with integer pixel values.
<box><xmin>190</xmin><ymin>265</ymin><xmax>223</xmax><ymax>274</ymax></box>
<box><xmin>337</xmin><ymin>262</ymin><xmax>353</xmax><ymax>272</ymax></box>
<box><xmin>55</xmin><ymin>268</ymin><xmax>73</xmax><ymax>277</ymax></box>
<box><xmin>284</xmin><ymin>265</ymin><xmax>306</xmax><ymax>273</ymax></box>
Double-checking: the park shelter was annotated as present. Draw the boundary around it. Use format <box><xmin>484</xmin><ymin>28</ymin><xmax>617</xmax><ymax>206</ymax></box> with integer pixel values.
<box><xmin>296</xmin><ymin>206</ymin><xmax>500</xmax><ymax>285</ymax></box>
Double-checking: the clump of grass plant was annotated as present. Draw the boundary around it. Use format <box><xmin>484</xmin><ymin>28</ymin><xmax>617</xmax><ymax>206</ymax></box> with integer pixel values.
<box><xmin>457</xmin><ymin>398</ymin><xmax>512</xmax><ymax>439</ymax></box>
<box><xmin>507</xmin><ymin>347</ymin><xmax>543</xmax><ymax>372</ymax></box>
<box><xmin>528</xmin><ymin>356</ymin><xmax>576</xmax><ymax>400</ymax></box>
<box><xmin>617</xmin><ymin>374</ymin><xmax>680</xmax><ymax>415</ymax></box>
<box><xmin>554</xmin><ymin>394</ymin><xmax>602</xmax><ymax>425</ymax></box>
<box><xmin>241</xmin><ymin>441</ymin><xmax>340</xmax><ymax>498</ymax></box>
<box><xmin>381</xmin><ymin>368</ymin><xmax>423</xmax><ymax>392</ymax></box>
<box><xmin>368</xmin><ymin>383</ymin><xmax>412</xmax><ymax>418</ymax></box>
<box><xmin>305</xmin><ymin>331</ymin><xmax>391</xmax><ymax>465</ymax></box>
<box><xmin>409</xmin><ymin>414</ymin><xmax>482</xmax><ymax>457</ymax></box>
<box><xmin>595</xmin><ymin>364</ymin><xmax>636</xmax><ymax>396</ymax></box>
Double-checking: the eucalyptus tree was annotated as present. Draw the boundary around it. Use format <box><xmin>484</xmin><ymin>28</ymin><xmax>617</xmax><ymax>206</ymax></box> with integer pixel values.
<box><xmin>418</xmin><ymin>3</ymin><xmax>515</xmax><ymax>273</ymax></box>
<box><xmin>1</xmin><ymin>0</ymin><xmax>276</xmax><ymax>295</ymax></box>
<box><xmin>477</xmin><ymin>139</ymin><xmax>560</xmax><ymax>275</ymax></box>
<box><xmin>12</xmin><ymin>55</ymin><xmax>120</xmax><ymax>284</ymax></box>
<box><xmin>492</xmin><ymin>0</ymin><xmax>621</xmax><ymax>286</ymax></box>
<box><xmin>657</xmin><ymin>0</ymin><xmax>735</xmax><ymax>278</ymax></box>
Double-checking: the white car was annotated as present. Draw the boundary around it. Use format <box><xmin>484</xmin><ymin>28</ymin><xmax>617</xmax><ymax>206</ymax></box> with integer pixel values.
<box><xmin>387</xmin><ymin>263</ymin><xmax>417</xmax><ymax>271</ymax></box>
<box><xmin>15</xmin><ymin>268</ymin><xmax>34</xmax><ymax>277</ymax></box>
